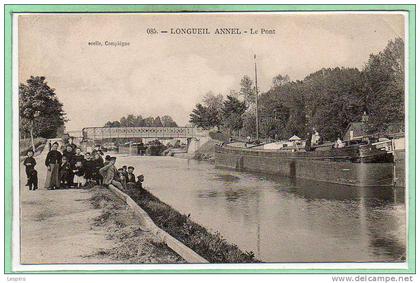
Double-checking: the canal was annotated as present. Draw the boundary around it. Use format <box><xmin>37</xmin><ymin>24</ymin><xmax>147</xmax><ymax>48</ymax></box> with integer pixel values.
<box><xmin>115</xmin><ymin>154</ymin><xmax>406</xmax><ymax>263</ymax></box>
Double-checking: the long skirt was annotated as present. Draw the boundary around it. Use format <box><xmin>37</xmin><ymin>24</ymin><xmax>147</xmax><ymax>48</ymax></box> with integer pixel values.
<box><xmin>44</xmin><ymin>163</ymin><xmax>60</xmax><ymax>189</ymax></box>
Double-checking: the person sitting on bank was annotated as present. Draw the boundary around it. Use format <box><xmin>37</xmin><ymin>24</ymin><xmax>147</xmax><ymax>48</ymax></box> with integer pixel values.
<box><xmin>116</xmin><ymin>168</ymin><xmax>127</xmax><ymax>190</ymax></box>
<box><xmin>99</xmin><ymin>157</ymin><xmax>123</xmax><ymax>190</ymax></box>
<box><xmin>126</xmin><ymin>166</ymin><xmax>136</xmax><ymax>183</ymax></box>
<box><xmin>59</xmin><ymin>156</ymin><xmax>73</xmax><ymax>188</ymax></box>
<box><xmin>44</xmin><ymin>142</ymin><xmax>62</xmax><ymax>190</ymax></box>
<box><xmin>103</xmin><ymin>155</ymin><xmax>111</xmax><ymax>167</ymax></box>
<box><xmin>136</xmin><ymin>175</ymin><xmax>144</xmax><ymax>189</ymax></box>
<box><xmin>23</xmin><ymin>149</ymin><xmax>38</xmax><ymax>191</ymax></box>
<box><xmin>122</xmin><ymin>165</ymin><xmax>128</xmax><ymax>178</ymax></box>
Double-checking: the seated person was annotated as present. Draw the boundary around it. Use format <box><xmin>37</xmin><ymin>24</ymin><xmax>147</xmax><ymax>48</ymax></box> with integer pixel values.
<box><xmin>126</xmin><ymin>166</ymin><xmax>136</xmax><ymax>183</ymax></box>
<box><xmin>116</xmin><ymin>168</ymin><xmax>127</xmax><ymax>189</ymax></box>
<box><xmin>122</xmin><ymin>165</ymin><xmax>128</xmax><ymax>178</ymax></box>
<box><xmin>99</xmin><ymin>157</ymin><xmax>123</xmax><ymax>190</ymax></box>
<box><xmin>136</xmin><ymin>175</ymin><xmax>144</xmax><ymax>189</ymax></box>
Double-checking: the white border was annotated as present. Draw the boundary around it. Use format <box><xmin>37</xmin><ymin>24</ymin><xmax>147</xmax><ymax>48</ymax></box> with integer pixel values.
<box><xmin>11</xmin><ymin>10</ymin><xmax>410</xmax><ymax>272</ymax></box>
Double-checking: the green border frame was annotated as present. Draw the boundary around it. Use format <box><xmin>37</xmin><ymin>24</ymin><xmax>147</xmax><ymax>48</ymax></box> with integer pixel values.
<box><xmin>3</xmin><ymin>4</ymin><xmax>416</xmax><ymax>274</ymax></box>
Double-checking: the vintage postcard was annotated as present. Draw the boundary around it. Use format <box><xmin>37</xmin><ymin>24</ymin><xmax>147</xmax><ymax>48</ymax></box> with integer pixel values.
<box><xmin>4</xmin><ymin>4</ymin><xmax>415</xmax><ymax>275</ymax></box>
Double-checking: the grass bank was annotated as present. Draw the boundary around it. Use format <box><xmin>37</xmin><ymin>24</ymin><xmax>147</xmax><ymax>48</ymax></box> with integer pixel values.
<box><xmin>89</xmin><ymin>186</ymin><xmax>185</xmax><ymax>263</ymax></box>
<box><xmin>121</xmin><ymin>184</ymin><xmax>260</xmax><ymax>263</ymax></box>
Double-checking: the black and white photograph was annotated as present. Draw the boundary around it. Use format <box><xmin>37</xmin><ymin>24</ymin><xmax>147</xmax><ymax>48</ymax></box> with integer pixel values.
<box><xmin>15</xmin><ymin>11</ymin><xmax>407</xmax><ymax>269</ymax></box>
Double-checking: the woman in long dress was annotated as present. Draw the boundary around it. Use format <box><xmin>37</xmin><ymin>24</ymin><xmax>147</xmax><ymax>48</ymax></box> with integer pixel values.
<box><xmin>44</xmin><ymin>142</ymin><xmax>62</xmax><ymax>190</ymax></box>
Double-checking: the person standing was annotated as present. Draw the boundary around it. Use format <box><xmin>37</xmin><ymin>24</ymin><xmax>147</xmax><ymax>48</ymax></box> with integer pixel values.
<box><xmin>44</xmin><ymin>142</ymin><xmax>62</xmax><ymax>190</ymax></box>
<box><xmin>23</xmin><ymin>149</ymin><xmax>38</xmax><ymax>190</ymax></box>
<box><xmin>66</xmin><ymin>137</ymin><xmax>77</xmax><ymax>152</ymax></box>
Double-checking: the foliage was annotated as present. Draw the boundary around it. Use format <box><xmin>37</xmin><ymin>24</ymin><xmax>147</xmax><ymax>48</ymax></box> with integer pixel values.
<box><xmin>239</xmin><ymin>75</ymin><xmax>255</xmax><ymax>105</ymax></box>
<box><xmin>222</xmin><ymin>96</ymin><xmax>247</xmax><ymax>134</ymax></box>
<box><xmin>189</xmin><ymin>92</ymin><xmax>224</xmax><ymax>130</ymax></box>
<box><xmin>188</xmin><ymin>37</ymin><xmax>404</xmax><ymax>141</ymax></box>
<box><xmin>105</xmin><ymin>114</ymin><xmax>178</xmax><ymax>128</ymax></box>
<box><xmin>19</xmin><ymin>76</ymin><xmax>67</xmax><ymax>139</ymax></box>
<box><xmin>362</xmin><ymin>37</ymin><xmax>405</xmax><ymax>131</ymax></box>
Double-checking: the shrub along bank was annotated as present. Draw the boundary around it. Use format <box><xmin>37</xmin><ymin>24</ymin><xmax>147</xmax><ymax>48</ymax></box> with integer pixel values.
<box><xmin>121</xmin><ymin>184</ymin><xmax>260</xmax><ymax>263</ymax></box>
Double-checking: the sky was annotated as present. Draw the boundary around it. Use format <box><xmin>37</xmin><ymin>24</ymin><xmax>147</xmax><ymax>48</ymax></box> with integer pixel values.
<box><xmin>18</xmin><ymin>13</ymin><xmax>405</xmax><ymax>131</ymax></box>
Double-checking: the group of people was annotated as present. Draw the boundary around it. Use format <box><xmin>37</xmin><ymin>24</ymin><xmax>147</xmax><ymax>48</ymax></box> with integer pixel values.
<box><xmin>24</xmin><ymin>138</ymin><xmax>144</xmax><ymax>191</ymax></box>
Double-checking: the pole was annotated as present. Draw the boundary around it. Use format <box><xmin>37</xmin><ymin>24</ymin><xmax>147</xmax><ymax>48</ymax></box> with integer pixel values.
<box><xmin>254</xmin><ymin>54</ymin><xmax>259</xmax><ymax>141</ymax></box>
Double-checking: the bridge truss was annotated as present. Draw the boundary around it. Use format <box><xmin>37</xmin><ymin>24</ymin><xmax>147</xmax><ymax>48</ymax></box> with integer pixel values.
<box><xmin>82</xmin><ymin>126</ymin><xmax>197</xmax><ymax>141</ymax></box>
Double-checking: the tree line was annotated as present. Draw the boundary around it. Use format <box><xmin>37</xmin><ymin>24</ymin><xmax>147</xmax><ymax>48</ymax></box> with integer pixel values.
<box><xmin>104</xmin><ymin>114</ymin><xmax>178</xmax><ymax>128</ymax></box>
<box><xmin>189</xmin><ymin>37</ymin><xmax>404</xmax><ymax>142</ymax></box>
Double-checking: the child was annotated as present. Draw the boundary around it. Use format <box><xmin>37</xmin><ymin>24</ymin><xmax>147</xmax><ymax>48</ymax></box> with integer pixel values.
<box><xmin>83</xmin><ymin>152</ymin><xmax>95</xmax><ymax>184</ymax></box>
<box><xmin>92</xmin><ymin>151</ymin><xmax>104</xmax><ymax>185</ymax></box>
<box><xmin>136</xmin><ymin>175</ymin><xmax>144</xmax><ymax>189</ymax></box>
<box><xmin>127</xmin><ymin>166</ymin><xmax>136</xmax><ymax>183</ymax></box>
<box><xmin>23</xmin><ymin>150</ymin><xmax>38</xmax><ymax>191</ymax></box>
<box><xmin>73</xmin><ymin>160</ymin><xmax>86</xmax><ymax>187</ymax></box>
<box><xmin>59</xmin><ymin>156</ymin><xmax>73</xmax><ymax>188</ymax></box>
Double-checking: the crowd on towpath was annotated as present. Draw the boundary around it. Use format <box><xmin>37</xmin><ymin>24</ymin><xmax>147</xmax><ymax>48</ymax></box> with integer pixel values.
<box><xmin>23</xmin><ymin>137</ymin><xmax>144</xmax><ymax>192</ymax></box>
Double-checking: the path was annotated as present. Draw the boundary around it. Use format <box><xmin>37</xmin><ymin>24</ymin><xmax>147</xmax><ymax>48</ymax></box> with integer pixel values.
<box><xmin>19</xmin><ymin>140</ymin><xmax>181</xmax><ymax>264</ymax></box>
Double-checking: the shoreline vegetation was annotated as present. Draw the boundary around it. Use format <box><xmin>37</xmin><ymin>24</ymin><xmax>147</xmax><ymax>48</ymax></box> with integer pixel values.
<box><xmin>89</xmin><ymin>186</ymin><xmax>185</xmax><ymax>263</ymax></box>
<box><xmin>120</xmin><ymin>183</ymin><xmax>260</xmax><ymax>263</ymax></box>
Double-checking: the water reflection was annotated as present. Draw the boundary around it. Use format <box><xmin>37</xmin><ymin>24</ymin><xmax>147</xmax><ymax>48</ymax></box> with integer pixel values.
<box><xmin>115</xmin><ymin>156</ymin><xmax>406</xmax><ymax>263</ymax></box>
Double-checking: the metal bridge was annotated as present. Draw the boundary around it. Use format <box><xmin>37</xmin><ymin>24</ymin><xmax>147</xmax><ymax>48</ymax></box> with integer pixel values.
<box><xmin>82</xmin><ymin>126</ymin><xmax>197</xmax><ymax>141</ymax></box>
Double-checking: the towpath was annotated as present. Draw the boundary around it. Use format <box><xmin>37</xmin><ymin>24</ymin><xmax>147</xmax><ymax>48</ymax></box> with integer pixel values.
<box><xmin>19</xmin><ymin>140</ymin><xmax>182</xmax><ymax>264</ymax></box>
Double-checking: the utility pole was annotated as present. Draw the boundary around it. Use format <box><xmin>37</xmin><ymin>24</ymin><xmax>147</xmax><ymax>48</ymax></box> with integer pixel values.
<box><xmin>254</xmin><ymin>54</ymin><xmax>259</xmax><ymax>141</ymax></box>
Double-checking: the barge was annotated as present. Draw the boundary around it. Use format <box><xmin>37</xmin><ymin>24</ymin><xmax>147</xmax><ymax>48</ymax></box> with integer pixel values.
<box><xmin>214</xmin><ymin>143</ymin><xmax>395</xmax><ymax>187</ymax></box>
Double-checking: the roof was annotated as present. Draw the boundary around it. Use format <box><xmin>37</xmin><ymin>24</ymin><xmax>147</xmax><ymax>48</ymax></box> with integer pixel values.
<box><xmin>289</xmin><ymin>135</ymin><xmax>301</xmax><ymax>141</ymax></box>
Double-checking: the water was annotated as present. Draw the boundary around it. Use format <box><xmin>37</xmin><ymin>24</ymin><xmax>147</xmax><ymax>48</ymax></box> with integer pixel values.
<box><xmin>115</xmin><ymin>155</ymin><xmax>406</xmax><ymax>263</ymax></box>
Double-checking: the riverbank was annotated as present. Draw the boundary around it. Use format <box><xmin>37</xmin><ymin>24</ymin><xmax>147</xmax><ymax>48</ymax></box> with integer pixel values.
<box><xmin>121</xmin><ymin>183</ymin><xmax>260</xmax><ymax>263</ymax></box>
<box><xmin>88</xmin><ymin>186</ymin><xmax>184</xmax><ymax>263</ymax></box>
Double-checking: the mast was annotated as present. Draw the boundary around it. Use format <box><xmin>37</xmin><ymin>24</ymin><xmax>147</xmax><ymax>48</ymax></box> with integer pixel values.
<box><xmin>254</xmin><ymin>54</ymin><xmax>259</xmax><ymax>141</ymax></box>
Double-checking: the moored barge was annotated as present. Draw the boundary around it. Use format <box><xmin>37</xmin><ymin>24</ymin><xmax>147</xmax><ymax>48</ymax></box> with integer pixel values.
<box><xmin>214</xmin><ymin>143</ymin><xmax>395</xmax><ymax>187</ymax></box>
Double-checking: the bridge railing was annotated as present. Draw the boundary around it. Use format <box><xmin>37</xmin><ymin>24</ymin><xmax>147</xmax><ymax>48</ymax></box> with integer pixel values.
<box><xmin>82</xmin><ymin>126</ymin><xmax>197</xmax><ymax>140</ymax></box>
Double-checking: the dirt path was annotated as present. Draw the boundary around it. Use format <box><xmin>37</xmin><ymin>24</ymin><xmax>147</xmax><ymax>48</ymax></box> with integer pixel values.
<box><xmin>20</xmin><ymin>141</ymin><xmax>182</xmax><ymax>264</ymax></box>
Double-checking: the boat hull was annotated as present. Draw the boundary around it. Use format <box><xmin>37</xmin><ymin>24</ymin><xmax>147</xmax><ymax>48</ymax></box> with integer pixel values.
<box><xmin>215</xmin><ymin>145</ymin><xmax>394</xmax><ymax>187</ymax></box>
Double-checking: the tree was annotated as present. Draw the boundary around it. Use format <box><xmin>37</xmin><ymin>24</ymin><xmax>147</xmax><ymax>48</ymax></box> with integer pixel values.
<box><xmin>222</xmin><ymin>95</ymin><xmax>247</xmax><ymax>134</ymax></box>
<box><xmin>239</xmin><ymin>75</ymin><xmax>256</xmax><ymax>105</ymax></box>
<box><xmin>161</xmin><ymin>115</ymin><xmax>178</xmax><ymax>127</ymax></box>
<box><xmin>362</xmin><ymin>37</ymin><xmax>404</xmax><ymax>131</ymax></box>
<box><xmin>153</xmin><ymin>116</ymin><xmax>163</xmax><ymax>127</ymax></box>
<box><xmin>189</xmin><ymin>103</ymin><xmax>220</xmax><ymax>130</ymax></box>
<box><xmin>104</xmin><ymin>120</ymin><xmax>121</xmax><ymax>127</ymax></box>
<box><xmin>302</xmin><ymin>67</ymin><xmax>365</xmax><ymax>140</ymax></box>
<box><xmin>19</xmin><ymin>76</ymin><xmax>66</xmax><ymax>150</ymax></box>
<box><xmin>272</xmin><ymin>74</ymin><xmax>290</xmax><ymax>88</ymax></box>
<box><xmin>143</xmin><ymin>117</ymin><xmax>155</xmax><ymax>127</ymax></box>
